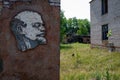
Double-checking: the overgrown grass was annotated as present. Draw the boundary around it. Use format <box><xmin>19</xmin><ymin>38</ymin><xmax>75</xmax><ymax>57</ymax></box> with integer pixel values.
<box><xmin>60</xmin><ymin>43</ymin><xmax>120</xmax><ymax>80</ymax></box>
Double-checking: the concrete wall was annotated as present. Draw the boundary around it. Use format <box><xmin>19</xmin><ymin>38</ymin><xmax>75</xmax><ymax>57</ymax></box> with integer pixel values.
<box><xmin>90</xmin><ymin>0</ymin><xmax>120</xmax><ymax>51</ymax></box>
<box><xmin>90</xmin><ymin>0</ymin><xmax>103</xmax><ymax>45</ymax></box>
<box><xmin>0</xmin><ymin>0</ymin><xmax>60</xmax><ymax>80</ymax></box>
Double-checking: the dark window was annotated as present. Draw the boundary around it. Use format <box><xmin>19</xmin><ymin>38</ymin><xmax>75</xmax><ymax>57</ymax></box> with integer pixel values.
<box><xmin>102</xmin><ymin>24</ymin><xmax>108</xmax><ymax>40</ymax></box>
<box><xmin>101</xmin><ymin>0</ymin><xmax>108</xmax><ymax>15</ymax></box>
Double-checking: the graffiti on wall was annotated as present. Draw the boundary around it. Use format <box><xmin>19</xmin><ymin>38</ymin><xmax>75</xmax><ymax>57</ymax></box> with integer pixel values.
<box><xmin>11</xmin><ymin>11</ymin><xmax>46</xmax><ymax>51</ymax></box>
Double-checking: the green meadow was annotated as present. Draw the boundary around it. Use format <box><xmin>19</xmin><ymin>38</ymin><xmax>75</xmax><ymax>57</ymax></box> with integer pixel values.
<box><xmin>60</xmin><ymin>43</ymin><xmax>120</xmax><ymax>80</ymax></box>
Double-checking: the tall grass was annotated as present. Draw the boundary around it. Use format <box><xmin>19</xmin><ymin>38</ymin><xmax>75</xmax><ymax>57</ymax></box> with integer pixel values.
<box><xmin>60</xmin><ymin>43</ymin><xmax>120</xmax><ymax>80</ymax></box>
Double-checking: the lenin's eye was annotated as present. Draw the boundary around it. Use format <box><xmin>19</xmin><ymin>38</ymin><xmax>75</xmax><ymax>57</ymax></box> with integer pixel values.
<box><xmin>22</xmin><ymin>22</ymin><xmax>27</xmax><ymax>28</ymax></box>
<box><xmin>32</xmin><ymin>22</ymin><xmax>45</xmax><ymax>28</ymax></box>
<box><xmin>32</xmin><ymin>22</ymin><xmax>40</xmax><ymax>28</ymax></box>
<box><xmin>23</xmin><ymin>23</ymin><xmax>27</xmax><ymax>27</ymax></box>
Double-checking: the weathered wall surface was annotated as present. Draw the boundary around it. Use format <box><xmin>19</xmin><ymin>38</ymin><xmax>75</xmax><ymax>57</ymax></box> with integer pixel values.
<box><xmin>90</xmin><ymin>0</ymin><xmax>103</xmax><ymax>45</ymax></box>
<box><xmin>0</xmin><ymin>0</ymin><xmax>60</xmax><ymax>80</ymax></box>
<box><xmin>90</xmin><ymin>0</ymin><xmax>120</xmax><ymax>51</ymax></box>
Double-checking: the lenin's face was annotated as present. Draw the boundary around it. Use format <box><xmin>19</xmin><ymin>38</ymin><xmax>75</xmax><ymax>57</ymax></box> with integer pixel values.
<box><xmin>11</xmin><ymin>11</ymin><xmax>46</xmax><ymax>51</ymax></box>
<box><xmin>15</xmin><ymin>11</ymin><xmax>46</xmax><ymax>43</ymax></box>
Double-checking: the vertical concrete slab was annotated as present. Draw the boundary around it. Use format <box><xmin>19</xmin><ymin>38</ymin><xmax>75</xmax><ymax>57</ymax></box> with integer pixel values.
<box><xmin>0</xmin><ymin>0</ymin><xmax>60</xmax><ymax>80</ymax></box>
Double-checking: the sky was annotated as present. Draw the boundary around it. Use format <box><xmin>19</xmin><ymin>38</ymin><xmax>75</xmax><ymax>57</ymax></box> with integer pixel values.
<box><xmin>61</xmin><ymin>0</ymin><xmax>91</xmax><ymax>21</ymax></box>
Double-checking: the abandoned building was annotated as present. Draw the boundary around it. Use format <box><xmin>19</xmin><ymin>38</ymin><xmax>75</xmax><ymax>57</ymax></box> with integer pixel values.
<box><xmin>90</xmin><ymin>0</ymin><xmax>120</xmax><ymax>51</ymax></box>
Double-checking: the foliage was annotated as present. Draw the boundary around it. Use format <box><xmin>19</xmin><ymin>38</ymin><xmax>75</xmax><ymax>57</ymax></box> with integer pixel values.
<box><xmin>107</xmin><ymin>29</ymin><xmax>112</xmax><ymax>38</ymax></box>
<box><xmin>60</xmin><ymin>10</ymin><xmax>90</xmax><ymax>42</ymax></box>
<box><xmin>105</xmin><ymin>69</ymin><xmax>110</xmax><ymax>80</ymax></box>
<box><xmin>60</xmin><ymin>10</ymin><xmax>67</xmax><ymax>42</ymax></box>
<box><xmin>77</xmin><ymin>19</ymin><xmax>90</xmax><ymax>35</ymax></box>
<box><xmin>60</xmin><ymin>43</ymin><xmax>120</xmax><ymax>80</ymax></box>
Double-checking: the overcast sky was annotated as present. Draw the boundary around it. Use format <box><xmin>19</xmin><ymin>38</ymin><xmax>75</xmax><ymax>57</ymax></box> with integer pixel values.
<box><xmin>61</xmin><ymin>0</ymin><xmax>91</xmax><ymax>21</ymax></box>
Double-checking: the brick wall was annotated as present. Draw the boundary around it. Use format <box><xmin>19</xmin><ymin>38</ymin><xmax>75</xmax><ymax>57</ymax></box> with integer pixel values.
<box><xmin>0</xmin><ymin>0</ymin><xmax>60</xmax><ymax>80</ymax></box>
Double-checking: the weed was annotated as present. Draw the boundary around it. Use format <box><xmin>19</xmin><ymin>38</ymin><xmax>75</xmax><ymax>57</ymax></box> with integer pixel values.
<box><xmin>105</xmin><ymin>69</ymin><xmax>110</xmax><ymax>80</ymax></box>
<box><xmin>73</xmin><ymin>53</ymin><xmax>81</xmax><ymax>68</ymax></box>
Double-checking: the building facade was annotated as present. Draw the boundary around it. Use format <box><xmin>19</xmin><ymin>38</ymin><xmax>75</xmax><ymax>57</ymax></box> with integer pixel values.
<box><xmin>90</xmin><ymin>0</ymin><xmax>120</xmax><ymax>51</ymax></box>
<box><xmin>0</xmin><ymin>0</ymin><xmax>60</xmax><ymax>80</ymax></box>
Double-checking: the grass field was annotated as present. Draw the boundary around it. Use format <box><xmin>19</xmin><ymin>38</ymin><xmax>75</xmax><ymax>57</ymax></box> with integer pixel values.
<box><xmin>60</xmin><ymin>43</ymin><xmax>120</xmax><ymax>80</ymax></box>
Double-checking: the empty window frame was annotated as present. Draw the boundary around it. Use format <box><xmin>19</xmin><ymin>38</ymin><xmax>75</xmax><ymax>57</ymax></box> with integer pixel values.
<box><xmin>102</xmin><ymin>24</ymin><xmax>108</xmax><ymax>40</ymax></box>
<box><xmin>101</xmin><ymin>0</ymin><xmax>108</xmax><ymax>15</ymax></box>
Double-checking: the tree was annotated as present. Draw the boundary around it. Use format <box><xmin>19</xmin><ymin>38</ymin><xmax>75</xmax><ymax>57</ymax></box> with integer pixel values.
<box><xmin>60</xmin><ymin>10</ymin><xmax>90</xmax><ymax>43</ymax></box>
<box><xmin>72</xmin><ymin>17</ymin><xmax>79</xmax><ymax>33</ymax></box>
<box><xmin>60</xmin><ymin>10</ymin><xmax>67</xmax><ymax>42</ymax></box>
<box><xmin>77</xmin><ymin>19</ymin><xmax>90</xmax><ymax>36</ymax></box>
